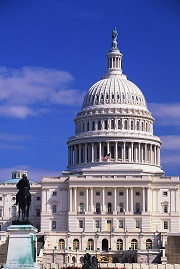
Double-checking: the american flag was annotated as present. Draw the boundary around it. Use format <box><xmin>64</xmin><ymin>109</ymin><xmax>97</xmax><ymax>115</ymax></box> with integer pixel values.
<box><xmin>102</xmin><ymin>153</ymin><xmax>111</xmax><ymax>161</ymax></box>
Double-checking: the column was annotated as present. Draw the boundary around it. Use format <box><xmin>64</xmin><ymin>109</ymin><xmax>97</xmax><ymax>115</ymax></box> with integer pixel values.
<box><xmin>175</xmin><ymin>188</ymin><xmax>179</xmax><ymax>212</ymax></box>
<box><xmin>135</xmin><ymin>144</ymin><xmax>138</xmax><ymax>162</ymax></box>
<box><xmin>79</xmin><ymin>144</ymin><xmax>81</xmax><ymax>163</ymax></box>
<box><xmin>90</xmin><ymin>188</ymin><xmax>94</xmax><ymax>211</ymax></box>
<box><xmin>128</xmin><ymin>143</ymin><xmax>131</xmax><ymax>162</ymax></box>
<box><xmin>150</xmin><ymin>144</ymin><xmax>153</xmax><ymax>164</ymax></box>
<box><xmin>157</xmin><ymin>146</ymin><xmax>160</xmax><ymax>166</ymax></box>
<box><xmin>131</xmin><ymin>143</ymin><xmax>134</xmax><ymax>162</ymax></box>
<box><xmin>45</xmin><ymin>189</ymin><xmax>48</xmax><ymax>212</ymax></box>
<box><xmin>74</xmin><ymin>188</ymin><xmax>77</xmax><ymax>212</ymax></box>
<box><xmin>138</xmin><ymin>143</ymin><xmax>141</xmax><ymax>162</ymax></box>
<box><xmin>130</xmin><ymin>188</ymin><xmax>133</xmax><ymax>212</ymax></box>
<box><xmin>41</xmin><ymin>189</ymin><xmax>46</xmax><ymax>212</ymax></box>
<box><xmin>99</xmin><ymin>142</ymin><xmax>102</xmax><ymax>162</ymax></box>
<box><xmin>115</xmin><ymin>142</ymin><xmax>118</xmax><ymax>162</ymax></box>
<box><xmin>114</xmin><ymin>188</ymin><xmax>117</xmax><ymax>211</ymax></box>
<box><xmin>126</xmin><ymin>188</ymin><xmax>129</xmax><ymax>212</ymax></box>
<box><xmin>91</xmin><ymin>143</ymin><xmax>94</xmax><ymax>162</ymax></box>
<box><xmin>145</xmin><ymin>144</ymin><xmax>147</xmax><ymax>163</ymax></box>
<box><xmin>86</xmin><ymin>188</ymin><xmax>89</xmax><ymax>212</ymax></box>
<box><xmin>102</xmin><ymin>188</ymin><xmax>105</xmax><ymax>212</ymax></box>
<box><xmin>154</xmin><ymin>146</ymin><xmax>157</xmax><ymax>165</ymax></box>
<box><xmin>147</xmin><ymin>188</ymin><xmax>151</xmax><ymax>212</ymax></box>
<box><xmin>123</xmin><ymin>142</ymin><xmax>126</xmax><ymax>162</ymax></box>
<box><xmin>69</xmin><ymin>187</ymin><xmax>73</xmax><ymax>212</ymax></box>
<box><xmin>85</xmin><ymin>143</ymin><xmax>87</xmax><ymax>163</ymax></box>
<box><xmin>142</xmin><ymin>187</ymin><xmax>145</xmax><ymax>212</ymax></box>
<box><xmin>3</xmin><ymin>194</ymin><xmax>7</xmax><ymax>217</ymax></box>
<box><xmin>156</xmin><ymin>188</ymin><xmax>160</xmax><ymax>212</ymax></box>
<box><xmin>107</xmin><ymin>142</ymin><xmax>109</xmax><ymax>154</ymax></box>
<box><xmin>68</xmin><ymin>147</ymin><xmax>71</xmax><ymax>166</ymax></box>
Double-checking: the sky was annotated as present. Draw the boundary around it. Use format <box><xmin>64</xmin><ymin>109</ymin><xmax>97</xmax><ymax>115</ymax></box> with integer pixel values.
<box><xmin>0</xmin><ymin>0</ymin><xmax>180</xmax><ymax>181</ymax></box>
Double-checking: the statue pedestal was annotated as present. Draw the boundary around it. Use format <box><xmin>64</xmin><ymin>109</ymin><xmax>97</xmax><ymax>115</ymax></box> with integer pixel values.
<box><xmin>4</xmin><ymin>224</ymin><xmax>40</xmax><ymax>269</ymax></box>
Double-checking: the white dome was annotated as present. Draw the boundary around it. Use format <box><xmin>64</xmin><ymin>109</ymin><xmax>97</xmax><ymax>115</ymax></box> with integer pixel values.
<box><xmin>82</xmin><ymin>76</ymin><xmax>147</xmax><ymax>109</ymax></box>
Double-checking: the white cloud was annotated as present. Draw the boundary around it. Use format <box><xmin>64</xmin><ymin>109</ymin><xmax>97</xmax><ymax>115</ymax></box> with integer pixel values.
<box><xmin>149</xmin><ymin>103</ymin><xmax>180</xmax><ymax>126</ymax></box>
<box><xmin>0</xmin><ymin>66</ymin><xmax>84</xmax><ymax>119</ymax></box>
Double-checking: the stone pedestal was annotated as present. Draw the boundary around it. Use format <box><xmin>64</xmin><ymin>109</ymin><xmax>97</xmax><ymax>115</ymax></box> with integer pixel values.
<box><xmin>4</xmin><ymin>224</ymin><xmax>39</xmax><ymax>269</ymax></box>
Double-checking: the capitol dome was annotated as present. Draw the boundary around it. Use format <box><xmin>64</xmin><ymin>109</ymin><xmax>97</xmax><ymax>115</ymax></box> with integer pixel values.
<box><xmin>67</xmin><ymin>28</ymin><xmax>164</xmax><ymax>176</ymax></box>
<box><xmin>82</xmin><ymin>77</ymin><xmax>147</xmax><ymax>110</ymax></box>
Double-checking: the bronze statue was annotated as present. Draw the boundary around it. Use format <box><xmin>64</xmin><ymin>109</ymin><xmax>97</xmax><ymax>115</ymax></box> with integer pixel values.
<box><xmin>82</xmin><ymin>253</ymin><xmax>98</xmax><ymax>269</ymax></box>
<box><xmin>112</xmin><ymin>27</ymin><xmax>118</xmax><ymax>42</ymax></box>
<box><xmin>15</xmin><ymin>174</ymin><xmax>31</xmax><ymax>220</ymax></box>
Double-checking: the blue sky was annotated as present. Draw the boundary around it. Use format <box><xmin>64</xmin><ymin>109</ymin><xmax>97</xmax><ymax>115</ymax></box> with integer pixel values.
<box><xmin>0</xmin><ymin>0</ymin><xmax>180</xmax><ymax>181</ymax></box>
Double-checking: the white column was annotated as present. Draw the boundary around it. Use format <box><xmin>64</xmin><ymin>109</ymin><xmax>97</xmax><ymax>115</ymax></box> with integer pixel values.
<box><xmin>91</xmin><ymin>143</ymin><xmax>94</xmax><ymax>162</ymax></box>
<box><xmin>154</xmin><ymin>146</ymin><xmax>157</xmax><ymax>165</ymax></box>
<box><xmin>45</xmin><ymin>188</ymin><xmax>48</xmax><ymax>212</ymax></box>
<box><xmin>74</xmin><ymin>188</ymin><xmax>77</xmax><ymax>212</ymax></box>
<box><xmin>69</xmin><ymin>187</ymin><xmax>73</xmax><ymax>212</ymax></box>
<box><xmin>175</xmin><ymin>188</ymin><xmax>179</xmax><ymax>212</ymax></box>
<box><xmin>131</xmin><ymin>143</ymin><xmax>134</xmax><ymax>162</ymax></box>
<box><xmin>145</xmin><ymin>144</ymin><xmax>147</xmax><ymax>163</ymax></box>
<box><xmin>123</xmin><ymin>142</ymin><xmax>126</xmax><ymax>162</ymax></box>
<box><xmin>86</xmin><ymin>188</ymin><xmax>89</xmax><ymax>212</ymax></box>
<box><xmin>135</xmin><ymin>144</ymin><xmax>138</xmax><ymax>162</ymax></box>
<box><xmin>126</xmin><ymin>187</ymin><xmax>129</xmax><ymax>212</ymax></box>
<box><xmin>128</xmin><ymin>143</ymin><xmax>131</xmax><ymax>162</ymax></box>
<box><xmin>99</xmin><ymin>142</ymin><xmax>102</xmax><ymax>162</ymax></box>
<box><xmin>3</xmin><ymin>194</ymin><xmax>7</xmax><ymax>217</ymax></box>
<box><xmin>107</xmin><ymin>142</ymin><xmax>109</xmax><ymax>154</ymax></box>
<box><xmin>142</xmin><ymin>187</ymin><xmax>145</xmax><ymax>212</ymax></box>
<box><xmin>85</xmin><ymin>143</ymin><xmax>87</xmax><ymax>163</ymax></box>
<box><xmin>138</xmin><ymin>143</ymin><xmax>141</xmax><ymax>162</ymax></box>
<box><xmin>79</xmin><ymin>144</ymin><xmax>81</xmax><ymax>163</ymax></box>
<box><xmin>102</xmin><ymin>188</ymin><xmax>105</xmax><ymax>212</ymax></box>
<box><xmin>42</xmin><ymin>189</ymin><xmax>46</xmax><ymax>212</ymax></box>
<box><xmin>130</xmin><ymin>187</ymin><xmax>133</xmax><ymax>212</ymax></box>
<box><xmin>90</xmin><ymin>188</ymin><xmax>94</xmax><ymax>211</ymax></box>
<box><xmin>170</xmin><ymin>189</ymin><xmax>174</xmax><ymax>212</ymax></box>
<box><xmin>147</xmin><ymin>188</ymin><xmax>151</xmax><ymax>212</ymax></box>
<box><xmin>115</xmin><ymin>142</ymin><xmax>118</xmax><ymax>162</ymax></box>
<box><xmin>114</xmin><ymin>187</ymin><xmax>117</xmax><ymax>211</ymax></box>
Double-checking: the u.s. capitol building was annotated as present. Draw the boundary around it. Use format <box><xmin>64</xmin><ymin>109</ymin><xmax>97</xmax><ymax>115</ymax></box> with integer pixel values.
<box><xmin>0</xmin><ymin>28</ymin><xmax>180</xmax><ymax>266</ymax></box>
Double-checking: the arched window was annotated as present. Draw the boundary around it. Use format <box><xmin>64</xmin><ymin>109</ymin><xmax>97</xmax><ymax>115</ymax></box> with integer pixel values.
<box><xmin>111</xmin><ymin>120</ymin><xmax>114</xmax><ymax>129</ymax></box>
<box><xmin>98</xmin><ymin>121</ymin><xmax>101</xmax><ymax>130</ymax></box>
<box><xmin>116</xmin><ymin>239</ymin><xmax>123</xmax><ymax>250</ymax></box>
<box><xmin>79</xmin><ymin>203</ymin><xmax>84</xmax><ymax>214</ymax></box>
<box><xmin>124</xmin><ymin>120</ymin><xmax>128</xmax><ymax>130</ymax></box>
<box><xmin>125</xmin><ymin>145</ymin><xmax>129</xmax><ymax>161</ymax></box>
<box><xmin>118</xmin><ymin>145</ymin><xmax>122</xmax><ymax>160</ymax></box>
<box><xmin>108</xmin><ymin>203</ymin><xmax>112</xmax><ymax>213</ymax></box>
<box><xmin>118</xmin><ymin>120</ymin><xmax>122</xmax><ymax>129</ymax></box>
<box><xmin>73</xmin><ymin>239</ymin><xmax>79</xmax><ymax>250</ymax></box>
<box><xmin>87</xmin><ymin>239</ymin><xmax>94</xmax><ymax>250</ymax></box>
<box><xmin>96</xmin><ymin>203</ymin><xmax>101</xmax><ymax>214</ymax></box>
<box><xmin>142</xmin><ymin>122</ymin><xmax>144</xmax><ymax>131</ymax></box>
<box><xmin>58</xmin><ymin>239</ymin><xmax>65</xmax><ymax>249</ymax></box>
<box><xmin>131</xmin><ymin>120</ymin><xmax>134</xmax><ymax>130</ymax></box>
<box><xmin>137</xmin><ymin>121</ymin><xmax>139</xmax><ymax>130</ymax></box>
<box><xmin>104</xmin><ymin>120</ymin><xmax>108</xmax><ymax>130</ymax></box>
<box><xmin>131</xmin><ymin>239</ymin><xmax>138</xmax><ymax>250</ymax></box>
<box><xmin>146</xmin><ymin>239</ymin><xmax>152</xmax><ymax>250</ymax></box>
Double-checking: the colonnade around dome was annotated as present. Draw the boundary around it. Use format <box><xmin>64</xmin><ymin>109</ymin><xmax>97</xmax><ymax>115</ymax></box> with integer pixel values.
<box><xmin>68</xmin><ymin>141</ymin><xmax>161</xmax><ymax>167</ymax></box>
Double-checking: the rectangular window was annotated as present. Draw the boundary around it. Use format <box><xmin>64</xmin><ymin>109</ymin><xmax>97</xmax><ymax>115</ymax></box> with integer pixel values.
<box><xmin>163</xmin><ymin>205</ymin><xmax>168</xmax><ymax>213</ymax></box>
<box><xmin>136</xmin><ymin>192</ymin><xmax>140</xmax><ymax>196</ymax></box>
<box><xmin>52</xmin><ymin>204</ymin><xmax>57</xmax><ymax>213</ymax></box>
<box><xmin>36</xmin><ymin>196</ymin><xmax>41</xmax><ymax>201</ymax></box>
<box><xmin>52</xmin><ymin>191</ymin><xmax>57</xmax><ymax>196</ymax></box>
<box><xmin>0</xmin><ymin>197</ymin><xmax>2</xmax><ymax>201</ymax></box>
<box><xmin>96</xmin><ymin>191</ymin><xmax>100</xmax><ymax>196</ymax></box>
<box><xmin>107</xmin><ymin>191</ymin><xmax>112</xmax><ymax>196</ymax></box>
<box><xmin>163</xmin><ymin>191</ymin><xmax>168</xmax><ymax>196</ymax></box>
<box><xmin>52</xmin><ymin>220</ymin><xmax>56</xmax><ymax>230</ymax></box>
<box><xmin>119</xmin><ymin>219</ymin><xmax>124</xmax><ymax>228</ymax></box>
<box><xmin>119</xmin><ymin>192</ymin><xmax>124</xmax><ymax>196</ymax></box>
<box><xmin>36</xmin><ymin>208</ymin><xmax>40</xmax><ymax>217</ymax></box>
<box><xmin>164</xmin><ymin>221</ymin><xmax>168</xmax><ymax>229</ymax></box>
<box><xmin>95</xmin><ymin>219</ymin><xmax>100</xmax><ymax>229</ymax></box>
<box><xmin>79</xmin><ymin>220</ymin><xmax>84</xmax><ymax>228</ymax></box>
<box><xmin>0</xmin><ymin>208</ymin><xmax>2</xmax><ymax>217</ymax></box>
<box><xmin>80</xmin><ymin>191</ymin><xmax>84</xmax><ymax>196</ymax></box>
<box><xmin>135</xmin><ymin>219</ymin><xmax>141</xmax><ymax>228</ymax></box>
